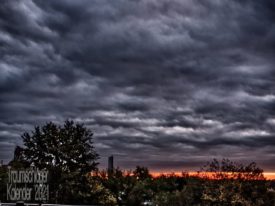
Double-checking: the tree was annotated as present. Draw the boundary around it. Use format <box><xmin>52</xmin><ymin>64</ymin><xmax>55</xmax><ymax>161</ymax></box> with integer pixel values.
<box><xmin>14</xmin><ymin>120</ymin><xmax>99</xmax><ymax>203</ymax></box>
<box><xmin>200</xmin><ymin>159</ymin><xmax>268</xmax><ymax>206</ymax></box>
<box><xmin>99</xmin><ymin>168</ymin><xmax>136</xmax><ymax>206</ymax></box>
<box><xmin>133</xmin><ymin>166</ymin><xmax>152</xmax><ymax>181</ymax></box>
<box><xmin>201</xmin><ymin>158</ymin><xmax>265</xmax><ymax>181</ymax></box>
<box><xmin>0</xmin><ymin>165</ymin><xmax>9</xmax><ymax>202</ymax></box>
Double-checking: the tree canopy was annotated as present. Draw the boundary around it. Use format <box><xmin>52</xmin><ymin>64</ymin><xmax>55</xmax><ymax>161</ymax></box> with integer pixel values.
<box><xmin>12</xmin><ymin>120</ymin><xmax>99</xmax><ymax>203</ymax></box>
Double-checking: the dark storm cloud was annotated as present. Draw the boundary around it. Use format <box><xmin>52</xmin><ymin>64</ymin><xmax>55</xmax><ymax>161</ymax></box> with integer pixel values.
<box><xmin>0</xmin><ymin>0</ymin><xmax>275</xmax><ymax>171</ymax></box>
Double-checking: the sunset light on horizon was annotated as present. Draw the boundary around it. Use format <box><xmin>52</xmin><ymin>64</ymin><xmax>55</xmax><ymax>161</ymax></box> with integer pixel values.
<box><xmin>150</xmin><ymin>171</ymin><xmax>275</xmax><ymax>180</ymax></box>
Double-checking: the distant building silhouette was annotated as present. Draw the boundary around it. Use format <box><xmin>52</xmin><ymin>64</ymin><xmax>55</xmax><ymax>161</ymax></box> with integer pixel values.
<box><xmin>108</xmin><ymin>155</ymin><xmax>114</xmax><ymax>174</ymax></box>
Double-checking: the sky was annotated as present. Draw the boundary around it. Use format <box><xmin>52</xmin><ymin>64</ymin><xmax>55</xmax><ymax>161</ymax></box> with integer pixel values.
<box><xmin>0</xmin><ymin>0</ymin><xmax>275</xmax><ymax>172</ymax></box>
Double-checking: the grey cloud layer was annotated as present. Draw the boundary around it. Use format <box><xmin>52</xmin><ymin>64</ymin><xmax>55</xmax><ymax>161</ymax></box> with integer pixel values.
<box><xmin>0</xmin><ymin>0</ymin><xmax>275</xmax><ymax>170</ymax></box>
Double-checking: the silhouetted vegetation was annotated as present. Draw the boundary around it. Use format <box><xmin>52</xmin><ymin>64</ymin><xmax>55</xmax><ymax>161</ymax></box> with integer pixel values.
<box><xmin>1</xmin><ymin>121</ymin><xmax>275</xmax><ymax>205</ymax></box>
<box><xmin>87</xmin><ymin>161</ymin><xmax>275</xmax><ymax>206</ymax></box>
<box><xmin>9</xmin><ymin>120</ymin><xmax>99</xmax><ymax>204</ymax></box>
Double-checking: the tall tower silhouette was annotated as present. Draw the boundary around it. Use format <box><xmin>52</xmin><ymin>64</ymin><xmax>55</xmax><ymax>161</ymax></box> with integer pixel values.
<box><xmin>108</xmin><ymin>155</ymin><xmax>114</xmax><ymax>174</ymax></box>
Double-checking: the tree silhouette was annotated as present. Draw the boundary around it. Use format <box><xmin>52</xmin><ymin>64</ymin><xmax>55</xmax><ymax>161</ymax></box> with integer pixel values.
<box><xmin>201</xmin><ymin>158</ymin><xmax>265</xmax><ymax>180</ymax></box>
<box><xmin>14</xmin><ymin>120</ymin><xmax>99</xmax><ymax>203</ymax></box>
<box><xmin>133</xmin><ymin>166</ymin><xmax>152</xmax><ymax>180</ymax></box>
<box><xmin>200</xmin><ymin>159</ymin><xmax>267</xmax><ymax>205</ymax></box>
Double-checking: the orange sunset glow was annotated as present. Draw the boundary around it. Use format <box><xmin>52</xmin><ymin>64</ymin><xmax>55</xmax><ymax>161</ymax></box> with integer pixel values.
<box><xmin>150</xmin><ymin>171</ymin><xmax>275</xmax><ymax>180</ymax></box>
